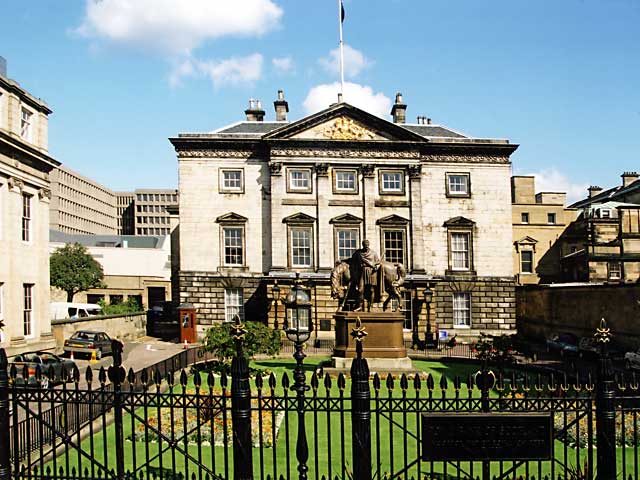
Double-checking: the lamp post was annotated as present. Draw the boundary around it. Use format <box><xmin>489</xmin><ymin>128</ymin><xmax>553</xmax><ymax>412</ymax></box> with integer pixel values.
<box><xmin>271</xmin><ymin>280</ymin><xmax>281</xmax><ymax>330</ymax></box>
<box><xmin>283</xmin><ymin>273</ymin><xmax>312</xmax><ymax>480</ymax></box>
<box><xmin>423</xmin><ymin>285</ymin><xmax>434</xmax><ymax>348</ymax></box>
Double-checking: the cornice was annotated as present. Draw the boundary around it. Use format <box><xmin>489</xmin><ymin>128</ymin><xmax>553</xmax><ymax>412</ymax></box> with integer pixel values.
<box><xmin>0</xmin><ymin>130</ymin><xmax>60</xmax><ymax>170</ymax></box>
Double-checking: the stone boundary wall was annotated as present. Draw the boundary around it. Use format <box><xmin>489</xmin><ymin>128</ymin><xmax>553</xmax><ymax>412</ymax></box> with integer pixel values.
<box><xmin>517</xmin><ymin>283</ymin><xmax>640</xmax><ymax>350</ymax></box>
<box><xmin>51</xmin><ymin>312</ymin><xmax>147</xmax><ymax>351</ymax></box>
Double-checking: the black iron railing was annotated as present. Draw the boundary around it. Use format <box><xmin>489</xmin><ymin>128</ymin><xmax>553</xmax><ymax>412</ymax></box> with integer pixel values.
<box><xmin>0</xmin><ymin>321</ymin><xmax>638</xmax><ymax>480</ymax></box>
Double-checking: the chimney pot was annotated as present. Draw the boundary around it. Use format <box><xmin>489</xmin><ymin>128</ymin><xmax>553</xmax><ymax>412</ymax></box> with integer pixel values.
<box><xmin>390</xmin><ymin>91</ymin><xmax>407</xmax><ymax>124</ymax></box>
<box><xmin>0</xmin><ymin>56</ymin><xmax>6</xmax><ymax>78</ymax></box>
<box><xmin>337</xmin><ymin>93</ymin><xmax>344</xmax><ymax>103</ymax></box>
<box><xmin>274</xmin><ymin>89</ymin><xmax>289</xmax><ymax>121</ymax></box>
<box><xmin>588</xmin><ymin>185</ymin><xmax>603</xmax><ymax>198</ymax></box>
<box><xmin>426</xmin><ymin>117</ymin><xmax>432</xmax><ymax>125</ymax></box>
<box><xmin>621</xmin><ymin>171</ymin><xmax>639</xmax><ymax>187</ymax></box>
<box><xmin>245</xmin><ymin>97</ymin><xmax>265</xmax><ymax>122</ymax></box>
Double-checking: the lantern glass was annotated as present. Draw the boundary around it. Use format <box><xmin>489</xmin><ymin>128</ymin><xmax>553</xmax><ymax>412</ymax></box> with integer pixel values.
<box><xmin>272</xmin><ymin>282</ymin><xmax>281</xmax><ymax>302</ymax></box>
<box><xmin>423</xmin><ymin>286</ymin><xmax>433</xmax><ymax>305</ymax></box>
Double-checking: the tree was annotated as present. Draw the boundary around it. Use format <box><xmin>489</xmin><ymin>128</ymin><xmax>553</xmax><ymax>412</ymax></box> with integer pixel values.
<box><xmin>50</xmin><ymin>243</ymin><xmax>105</xmax><ymax>302</ymax></box>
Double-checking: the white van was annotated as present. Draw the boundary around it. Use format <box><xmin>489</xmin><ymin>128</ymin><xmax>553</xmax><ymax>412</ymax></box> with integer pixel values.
<box><xmin>50</xmin><ymin>302</ymin><xmax>102</xmax><ymax>320</ymax></box>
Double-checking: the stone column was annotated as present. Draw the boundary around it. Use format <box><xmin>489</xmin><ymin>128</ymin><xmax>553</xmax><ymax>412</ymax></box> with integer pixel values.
<box><xmin>408</xmin><ymin>165</ymin><xmax>425</xmax><ymax>273</ymax></box>
<box><xmin>269</xmin><ymin>162</ymin><xmax>287</xmax><ymax>270</ymax></box>
<box><xmin>315</xmin><ymin>164</ymin><xmax>331</xmax><ymax>272</ymax></box>
<box><xmin>361</xmin><ymin>165</ymin><xmax>377</xmax><ymax>245</ymax></box>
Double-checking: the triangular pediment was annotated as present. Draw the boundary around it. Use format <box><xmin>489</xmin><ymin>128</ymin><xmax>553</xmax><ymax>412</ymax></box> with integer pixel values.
<box><xmin>215</xmin><ymin>212</ymin><xmax>248</xmax><ymax>223</ymax></box>
<box><xmin>263</xmin><ymin>103</ymin><xmax>427</xmax><ymax>142</ymax></box>
<box><xmin>444</xmin><ymin>216</ymin><xmax>476</xmax><ymax>227</ymax></box>
<box><xmin>282</xmin><ymin>212</ymin><xmax>316</xmax><ymax>224</ymax></box>
<box><xmin>330</xmin><ymin>213</ymin><xmax>363</xmax><ymax>224</ymax></box>
<box><xmin>515</xmin><ymin>236</ymin><xmax>538</xmax><ymax>245</ymax></box>
<box><xmin>377</xmin><ymin>214</ymin><xmax>410</xmax><ymax>225</ymax></box>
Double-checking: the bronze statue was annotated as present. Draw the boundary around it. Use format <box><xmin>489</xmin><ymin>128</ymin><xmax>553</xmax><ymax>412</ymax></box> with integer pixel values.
<box><xmin>330</xmin><ymin>240</ymin><xmax>406</xmax><ymax>312</ymax></box>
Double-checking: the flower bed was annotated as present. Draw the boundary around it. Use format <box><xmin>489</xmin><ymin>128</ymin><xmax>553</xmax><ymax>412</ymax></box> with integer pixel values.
<box><xmin>127</xmin><ymin>390</ymin><xmax>284</xmax><ymax>448</ymax></box>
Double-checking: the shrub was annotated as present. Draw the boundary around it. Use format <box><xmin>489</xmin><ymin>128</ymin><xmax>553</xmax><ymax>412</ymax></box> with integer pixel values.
<box><xmin>98</xmin><ymin>297</ymin><xmax>142</xmax><ymax>315</ymax></box>
<box><xmin>203</xmin><ymin>321</ymin><xmax>281</xmax><ymax>363</ymax></box>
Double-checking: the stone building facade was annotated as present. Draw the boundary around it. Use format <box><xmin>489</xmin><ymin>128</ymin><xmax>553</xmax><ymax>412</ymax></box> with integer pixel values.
<box><xmin>50</xmin><ymin>165</ymin><xmax>118</xmax><ymax>234</ymax></box>
<box><xmin>511</xmin><ymin>176</ymin><xmax>577</xmax><ymax>284</ymax></box>
<box><xmin>171</xmin><ymin>94</ymin><xmax>519</xmax><ymax>342</ymax></box>
<box><xmin>0</xmin><ymin>57</ymin><xmax>59</xmax><ymax>354</ymax></box>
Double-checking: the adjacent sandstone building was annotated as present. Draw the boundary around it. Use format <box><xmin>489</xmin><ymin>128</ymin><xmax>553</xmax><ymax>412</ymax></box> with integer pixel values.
<box><xmin>171</xmin><ymin>93</ymin><xmax>519</xmax><ymax>342</ymax></box>
<box><xmin>0</xmin><ymin>57</ymin><xmax>59</xmax><ymax>354</ymax></box>
<box><xmin>511</xmin><ymin>176</ymin><xmax>577</xmax><ymax>284</ymax></box>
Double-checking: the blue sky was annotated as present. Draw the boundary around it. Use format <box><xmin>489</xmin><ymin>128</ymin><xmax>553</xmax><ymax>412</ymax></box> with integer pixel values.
<box><xmin>1</xmin><ymin>0</ymin><xmax>639</xmax><ymax>202</ymax></box>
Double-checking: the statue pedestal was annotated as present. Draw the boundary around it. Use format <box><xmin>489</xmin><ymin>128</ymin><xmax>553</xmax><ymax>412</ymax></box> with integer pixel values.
<box><xmin>332</xmin><ymin>311</ymin><xmax>413</xmax><ymax>372</ymax></box>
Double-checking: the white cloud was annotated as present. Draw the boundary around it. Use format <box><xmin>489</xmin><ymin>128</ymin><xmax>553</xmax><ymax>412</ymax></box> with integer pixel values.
<box><xmin>168</xmin><ymin>58</ymin><xmax>195</xmax><ymax>88</ymax></box>
<box><xmin>170</xmin><ymin>54</ymin><xmax>264</xmax><ymax>88</ymax></box>
<box><xmin>76</xmin><ymin>0</ymin><xmax>283</xmax><ymax>55</ymax></box>
<box><xmin>526</xmin><ymin>168</ymin><xmax>588</xmax><ymax>205</ymax></box>
<box><xmin>303</xmin><ymin>82</ymin><xmax>391</xmax><ymax>118</ymax></box>
<box><xmin>318</xmin><ymin>44</ymin><xmax>371</xmax><ymax>78</ymax></box>
<box><xmin>272</xmin><ymin>56</ymin><xmax>294</xmax><ymax>74</ymax></box>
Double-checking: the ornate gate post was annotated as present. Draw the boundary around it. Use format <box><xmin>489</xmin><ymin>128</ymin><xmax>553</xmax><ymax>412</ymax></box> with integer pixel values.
<box><xmin>350</xmin><ymin>317</ymin><xmax>372</xmax><ymax>480</ymax></box>
<box><xmin>230</xmin><ymin>316</ymin><xmax>253</xmax><ymax>480</ymax></box>
<box><xmin>108</xmin><ymin>340</ymin><xmax>126</xmax><ymax>480</ymax></box>
<box><xmin>0</xmin><ymin>344</ymin><xmax>11</xmax><ymax>480</ymax></box>
<box><xmin>594</xmin><ymin>319</ymin><xmax>616</xmax><ymax>480</ymax></box>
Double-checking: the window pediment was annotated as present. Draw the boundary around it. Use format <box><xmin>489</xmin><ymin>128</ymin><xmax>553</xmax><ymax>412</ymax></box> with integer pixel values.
<box><xmin>444</xmin><ymin>216</ymin><xmax>475</xmax><ymax>228</ymax></box>
<box><xmin>283</xmin><ymin>212</ymin><xmax>316</xmax><ymax>224</ymax></box>
<box><xmin>377</xmin><ymin>214</ymin><xmax>409</xmax><ymax>226</ymax></box>
<box><xmin>216</xmin><ymin>212</ymin><xmax>248</xmax><ymax>224</ymax></box>
<box><xmin>330</xmin><ymin>213</ymin><xmax>362</xmax><ymax>225</ymax></box>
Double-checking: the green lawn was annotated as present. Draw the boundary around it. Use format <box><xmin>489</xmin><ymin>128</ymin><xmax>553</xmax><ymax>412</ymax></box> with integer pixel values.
<box><xmin>39</xmin><ymin>358</ymin><xmax>639</xmax><ymax>480</ymax></box>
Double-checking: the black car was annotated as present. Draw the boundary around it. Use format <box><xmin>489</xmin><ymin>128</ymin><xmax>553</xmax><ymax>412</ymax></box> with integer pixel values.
<box><xmin>11</xmin><ymin>351</ymin><xmax>77</xmax><ymax>388</ymax></box>
<box><xmin>546</xmin><ymin>333</ymin><xmax>579</xmax><ymax>357</ymax></box>
<box><xmin>63</xmin><ymin>330</ymin><xmax>113</xmax><ymax>359</ymax></box>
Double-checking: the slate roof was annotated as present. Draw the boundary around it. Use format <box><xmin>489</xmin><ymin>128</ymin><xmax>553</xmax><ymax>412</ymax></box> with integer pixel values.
<box><xmin>209</xmin><ymin>120</ymin><xmax>467</xmax><ymax>139</ymax></box>
<box><xmin>50</xmin><ymin>230</ymin><xmax>166</xmax><ymax>249</ymax></box>
<box><xmin>213</xmin><ymin>121</ymin><xmax>285</xmax><ymax>136</ymax></box>
<box><xmin>570</xmin><ymin>179</ymin><xmax>640</xmax><ymax>209</ymax></box>
<box><xmin>401</xmin><ymin>124</ymin><xmax>467</xmax><ymax>138</ymax></box>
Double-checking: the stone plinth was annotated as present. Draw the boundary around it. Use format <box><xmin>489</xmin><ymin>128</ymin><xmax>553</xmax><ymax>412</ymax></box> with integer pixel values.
<box><xmin>333</xmin><ymin>311</ymin><xmax>407</xmax><ymax>359</ymax></box>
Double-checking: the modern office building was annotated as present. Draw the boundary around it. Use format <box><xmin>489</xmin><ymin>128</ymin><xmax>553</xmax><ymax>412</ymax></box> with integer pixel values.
<box><xmin>49</xmin><ymin>165</ymin><xmax>118</xmax><ymax>235</ymax></box>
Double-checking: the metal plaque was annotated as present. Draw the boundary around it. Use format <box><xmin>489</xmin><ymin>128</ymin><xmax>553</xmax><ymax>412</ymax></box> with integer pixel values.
<box><xmin>421</xmin><ymin>413</ymin><xmax>553</xmax><ymax>461</ymax></box>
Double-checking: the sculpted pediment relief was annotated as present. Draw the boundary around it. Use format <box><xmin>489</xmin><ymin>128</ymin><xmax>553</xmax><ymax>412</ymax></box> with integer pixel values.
<box><xmin>290</xmin><ymin>116</ymin><xmax>388</xmax><ymax>141</ymax></box>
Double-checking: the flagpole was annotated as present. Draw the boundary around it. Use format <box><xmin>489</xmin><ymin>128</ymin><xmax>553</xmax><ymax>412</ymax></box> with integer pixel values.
<box><xmin>338</xmin><ymin>0</ymin><xmax>345</xmax><ymax>100</ymax></box>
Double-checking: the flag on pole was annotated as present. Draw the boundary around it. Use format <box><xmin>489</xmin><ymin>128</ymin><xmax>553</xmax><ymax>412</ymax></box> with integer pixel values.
<box><xmin>341</xmin><ymin>1</ymin><xmax>345</xmax><ymax>23</ymax></box>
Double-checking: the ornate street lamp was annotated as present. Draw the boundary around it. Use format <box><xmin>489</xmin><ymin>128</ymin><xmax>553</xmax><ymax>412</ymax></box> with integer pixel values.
<box><xmin>423</xmin><ymin>285</ymin><xmax>435</xmax><ymax>348</ymax></box>
<box><xmin>282</xmin><ymin>273</ymin><xmax>312</xmax><ymax>479</ymax></box>
<box><xmin>271</xmin><ymin>280</ymin><xmax>281</xmax><ymax>330</ymax></box>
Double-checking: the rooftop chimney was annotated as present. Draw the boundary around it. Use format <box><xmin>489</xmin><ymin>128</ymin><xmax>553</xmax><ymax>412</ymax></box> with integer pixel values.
<box><xmin>244</xmin><ymin>98</ymin><xmax>265</xmax><ymax>122</ymax></box>
<box><xmin>621</xmin><ymin>171</ymin><xmax>639</xmax><ymax>188</ymax></box>
<box><xmin>0</xmin><ymin>56</ymin><xmax>6</xmax><ymax>78</ymax></box>
<box><xmin>426</xmin><ymin>117</ymin><xmax>432</xmax><ymax>125</ymax></box>
<box><xmin>390</xmin><ymin>92</ymin><xmax>407</xmax><ymax>124</ymax></box>
<box><xmin>588</xmin><ymin>185</ymin><xmax>603</xmax><ymax>198</ymax></box>
<box><xmin>273</xmin><ymin>89</ymin><xmax>289</xmax><ymax>122</ymax></box>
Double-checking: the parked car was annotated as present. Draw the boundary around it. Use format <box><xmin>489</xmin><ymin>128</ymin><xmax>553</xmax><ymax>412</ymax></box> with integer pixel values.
<box><xmin>51</xmin><ymin>302</ymin><xmax>102</xmax><ymax>321</ymax></box>
<box><xmin>578</xmin><ymin>336</ymin><xmax>600</xmax><ymax>359</ymax></box>
<box><xmin>63</xmin><ymin>330</ymin><xmax>113</xmax><ymax>359</ymax></box>
<box><xmin>625</xmin><ymin>348</ymin><xmax>640</xmax><ymax>371</ymax></box>
<box><xmin>546</xmin><ymin>333</ymin><xmax>579</xmax><ymax>357</ymax></box>
<box><xmin>11</xmin><ymin>351</ymin><xmax>77</xmax><ymax>388</ymax></box>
